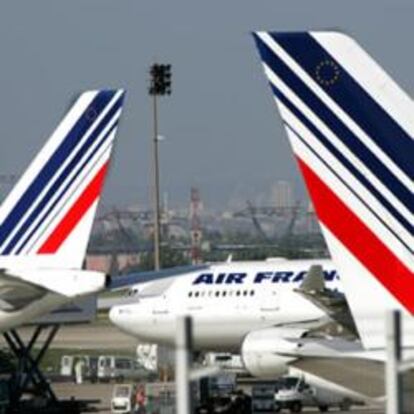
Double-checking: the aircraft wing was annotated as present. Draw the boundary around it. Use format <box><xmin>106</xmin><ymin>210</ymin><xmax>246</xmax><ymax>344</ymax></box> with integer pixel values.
<box><xmin>99</xmin><ymin>264</ymin><xmax>211</xmax><ymax>310</ymax></box>
<box><xmin>270</xmin><ymin>335</ymin><xmax>385</xmax><ymax>399</ymax></box>
<box><xmin>295</xmin><ymin>265</ymin><xmax>358</xmax><ymax>336</ymax></box>
<box><xmin>107</xmin><ymin>264</ymin><xmax>210</xmax><ymax>290</ymax></box>
<box><xmin>291</xmin><ymin>357</ymin><xmax>384</xmax><ymax>399</ymax></box>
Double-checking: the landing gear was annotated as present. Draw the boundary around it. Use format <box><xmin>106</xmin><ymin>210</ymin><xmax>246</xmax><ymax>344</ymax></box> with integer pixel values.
<box><xmin>4</xmin><ymin>325</ymin><xmax>59</xmax><ymax>411</ymax></box>
<box><xmin>3</xmin><ymin>324</ymin><xmax>83</xmax><ymax>414</ymax></box>
<box><xmin>289</xmin><ymin>401</ymin><xmax>302</xmax><ymax>413</ymax></box>
<box><xmin>339</xmin><ymin>399</ymin><xmax>351</xmax><ymax>411</ymax></box>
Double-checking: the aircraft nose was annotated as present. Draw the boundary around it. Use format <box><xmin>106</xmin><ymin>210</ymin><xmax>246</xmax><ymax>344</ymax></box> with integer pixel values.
<box><xmin>109</xmin><ymin>303</ymin><xmax>150</xmax><ymax>339</ymax></box>
<box><xmin>109</xmin><ymin>306</ymin><xmax>119</xmax><ymax>325</ymax></box>
<box><xmin>109</xmin><ymin>305</ymin><xmax>132</xmax><ymax>331</ymax></box>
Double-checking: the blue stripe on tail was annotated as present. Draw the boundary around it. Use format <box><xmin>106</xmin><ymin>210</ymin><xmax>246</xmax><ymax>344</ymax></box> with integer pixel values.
<box><xmin>0</xmin><ymin>90</ymin><xmax>116</xmax><ymax>250</ymax></box>
<box><xmin>271</xmin><ymin>32</ymin><xmax>413</xmax><ymax>179</ymax></box>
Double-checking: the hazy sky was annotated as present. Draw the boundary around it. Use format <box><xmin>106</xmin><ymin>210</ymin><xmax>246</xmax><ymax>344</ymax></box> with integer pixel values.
<box><xmin>0</xmin><ymin>0</ymin><xmax>412</xmax><ymax>211</ymax></box>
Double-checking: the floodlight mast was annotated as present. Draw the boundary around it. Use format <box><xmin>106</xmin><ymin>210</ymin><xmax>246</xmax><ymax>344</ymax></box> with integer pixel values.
<box><xmin>149</xmin><ymin>64</ymin><xmax>172</xmax><ymax>271</ymax></box>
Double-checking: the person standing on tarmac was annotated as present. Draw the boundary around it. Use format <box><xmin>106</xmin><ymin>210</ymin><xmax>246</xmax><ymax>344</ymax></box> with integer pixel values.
<box><xmin>134</xmin><ymin>384</ymin><xmax>146</xmax><ymax>414</ymax></box>
<box><xmin>74</xmin><ymin>359</ymin><xmax>85</xmax><ymax>385</ymax></box>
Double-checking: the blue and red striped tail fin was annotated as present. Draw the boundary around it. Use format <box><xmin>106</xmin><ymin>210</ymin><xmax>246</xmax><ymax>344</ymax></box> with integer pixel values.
<box><xmin>0</xmin><ymin>90</ymin><xmax>125</xmax><ymax>269</ymax></box>
<box><xmin>253</xmin><ymin>31</ymin><xmax>413</xmax><ymax>348</ymax></box>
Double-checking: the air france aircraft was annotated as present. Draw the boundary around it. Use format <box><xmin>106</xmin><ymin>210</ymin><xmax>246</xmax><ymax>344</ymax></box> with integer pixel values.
<box><xmin>252</xmin><ymin>31</ymin><xmax>413</xmax><ymax>397</ymax></box>
<box><xmin>0</xmin><ymin>89</ymin><xmax>125</xmax><ymax>331</ymax></box>
<box><xmin>110</xmin><ymin>258</ymin><xmax>350</xmax><ymax>374</ymax></box>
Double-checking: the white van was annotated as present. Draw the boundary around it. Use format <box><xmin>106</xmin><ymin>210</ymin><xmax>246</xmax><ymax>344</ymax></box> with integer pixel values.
<box><xmin>111</xmin><ymin>384</ymin><xmax>136</xmax><ymax>414</ymax></box>
<box><xmin>98</xmin><ymin>356</ymin><xmax>146</xmax><ymax>382</ymax></box>
<box><xmin>275</xmin><ymin>376</ymin><xmax>359</xmax><ymax>412</ymax></box>
<box><xmin>60</xmin><ymin>355</ymin><xmax>73</xmax><ymax>378</ymax></box>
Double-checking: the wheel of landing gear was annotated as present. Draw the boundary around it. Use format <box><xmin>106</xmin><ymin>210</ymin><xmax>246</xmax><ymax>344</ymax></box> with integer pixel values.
<box><xmin>318</xmin><ymin>405</ymin><xmax>329</xmax><ymax>412</ymax></box>
<box><xmin>339</xmin><ymin>400</ymin><xmax>351</xmax><ymax>411</ymax></box>
<box><xmin>290</xmin><ymin>401</ymin><xmax>302</xmax><ymax>413</ymax></box>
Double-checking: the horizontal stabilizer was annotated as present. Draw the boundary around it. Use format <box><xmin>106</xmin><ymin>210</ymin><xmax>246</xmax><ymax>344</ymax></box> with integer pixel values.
<box><xmin>0</xmin><ymin>268</ymin><xmax>107</xmax><ymax>298</ymax></box>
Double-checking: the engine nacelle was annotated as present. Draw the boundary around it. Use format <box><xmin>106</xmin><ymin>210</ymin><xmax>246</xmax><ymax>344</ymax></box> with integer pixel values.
<box><xmin>241</xmin><ymin>328</ymin><xmax>305</xmax><ymax>378</ymax></box>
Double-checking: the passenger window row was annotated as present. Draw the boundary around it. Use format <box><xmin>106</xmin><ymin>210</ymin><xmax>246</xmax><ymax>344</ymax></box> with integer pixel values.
<box><xmin>188</xmin><ymin>290</ymin><xmax>255</xmax><ymax>298</ymax></box>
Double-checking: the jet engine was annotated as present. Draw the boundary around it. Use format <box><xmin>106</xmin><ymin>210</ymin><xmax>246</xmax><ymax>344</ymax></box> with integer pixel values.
<box><xmin>241</xmin><ymin>327</ymin><xmax>306</xmax><ymax>378</ymax></box>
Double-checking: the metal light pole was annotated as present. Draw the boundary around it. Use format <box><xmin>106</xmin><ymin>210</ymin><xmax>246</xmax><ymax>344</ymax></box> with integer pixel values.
<box><xmin>149</xmin><ymin>64</ymin><xmax>172</xmax><ymax>271</ymax></box>
<box><xmin>151</xmin><ymin>93</ymin><xmax>161</xmax><ymax>271</ymax></box>
<box><xmin>175</xmin><ymin>316</ymin><xmax>193</xmax><ymax>414</ymax></box>
<box><xmin>386</xmin><ymin>310</ymin><xmax>402</xmax><ymax>414</ymax></box>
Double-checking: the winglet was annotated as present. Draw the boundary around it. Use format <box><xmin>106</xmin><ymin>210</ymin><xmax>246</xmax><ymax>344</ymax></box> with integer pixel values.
<box><xmin>300</xmin><ymin>265</ymin><xmax>325</xmax><ymax>292</ymax></box>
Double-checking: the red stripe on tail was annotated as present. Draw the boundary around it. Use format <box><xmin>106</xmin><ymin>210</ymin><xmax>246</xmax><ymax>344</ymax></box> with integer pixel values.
<box><xmin>296</xmin><ymin>157</ymin><xmax>414</xmax><ymax>314</ymax></box>
<box><xmin>38</xmin><ymin>162</ymin><xmax>109</xmax><ymax>254</ymax></box>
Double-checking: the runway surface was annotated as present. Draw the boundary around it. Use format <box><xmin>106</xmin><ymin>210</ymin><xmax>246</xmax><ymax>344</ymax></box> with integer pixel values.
<box><xmin>0</xmin><ymin>320</ymin><xmax>137</xmax><ymax>350</ymax></box>
<box><xmin>0</xmin><ymin>321</ymin><xmax>412</xmax><ymax>411</ymax></box>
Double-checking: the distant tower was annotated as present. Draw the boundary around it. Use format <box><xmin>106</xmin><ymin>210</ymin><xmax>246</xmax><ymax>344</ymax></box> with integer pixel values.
<box><xmin>272</xmin><ymin>180</ymin><xmax>293</xmax><ymax>215</ymax></box>
<box><xmin>190</xmin><ymin>187</ymin><xmax>203</xmax><ymax>264</ymax></box>
<box><xmin>306</xmin><ymin>201</ymin><xmax>317</xmax><ymax>234</ymax></box>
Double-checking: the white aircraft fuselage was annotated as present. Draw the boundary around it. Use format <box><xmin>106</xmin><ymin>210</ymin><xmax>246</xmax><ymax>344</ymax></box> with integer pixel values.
<box><xmin>110</xmin><ymin>258</ymin><xmax>340</xmax><ymax>351</ymax></box>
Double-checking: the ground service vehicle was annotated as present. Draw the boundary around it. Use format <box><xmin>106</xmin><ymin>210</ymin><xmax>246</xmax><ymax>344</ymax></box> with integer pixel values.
<box><xmin>275</xmin><ymin>377</ymin><xmax>353</xmax><ymax>412</ymax></box>
<box><xmin>60</xmin><ymin>355</ymin><xmax>98</xmax><ymax>382</ymax></box>
<box><xmin>111</xmin><ymin>384</ymin><xmax>136</xmax><ymax>414</ymax></box>
<box><xmin>98</xmin><ymin>356</ymin><xmax>147</xmax><ymax>382</ymax></box>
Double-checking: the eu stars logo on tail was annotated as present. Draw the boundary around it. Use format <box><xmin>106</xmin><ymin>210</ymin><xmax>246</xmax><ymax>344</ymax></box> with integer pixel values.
<box><xmin>0</xmin><ymin>89</ymin><xmax>125</xmax><ymax>270</ymax></box>
<box><xmin>253</xmin><ymin>31</ymin><xmax>413</xmax><ymax>346</ymax></box>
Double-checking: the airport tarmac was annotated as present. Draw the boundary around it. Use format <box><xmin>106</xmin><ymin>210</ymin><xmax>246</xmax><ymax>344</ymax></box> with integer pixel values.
<box><xmin>0</xmin><ymin>320</ymin><xmax>137</xmax><ymax>351</ymax></box>
<box><xmin>0</xmin><ymin>321</ymin><xmax>411</xmax><ymax>412</ymax></box>
<box><xmin>54</xmin><ymin>382</ymin><xmax>385</xmax><ymax>414</ymax></box>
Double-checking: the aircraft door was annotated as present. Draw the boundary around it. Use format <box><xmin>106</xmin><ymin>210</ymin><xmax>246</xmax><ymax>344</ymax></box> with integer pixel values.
<box><xmin>152</xmin><ymin>294</ymin><xmax>169</xmax><ymax>325</ymax></box>
<box><xmin>260</xmin><ymin>289</ymin><xmax>280</xmax><ymax>320</ymax></box>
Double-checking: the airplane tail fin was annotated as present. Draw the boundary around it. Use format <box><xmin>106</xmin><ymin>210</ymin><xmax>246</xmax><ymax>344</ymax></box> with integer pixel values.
<box><xmin>0</xmin><ymin>90</ymin><xmax>125</xmax><ymax>270</ymax></box>
<box><xmin>253</xmin><ymin>31</ymin><xmax>413</xmax><ymax>348</ymax></box>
